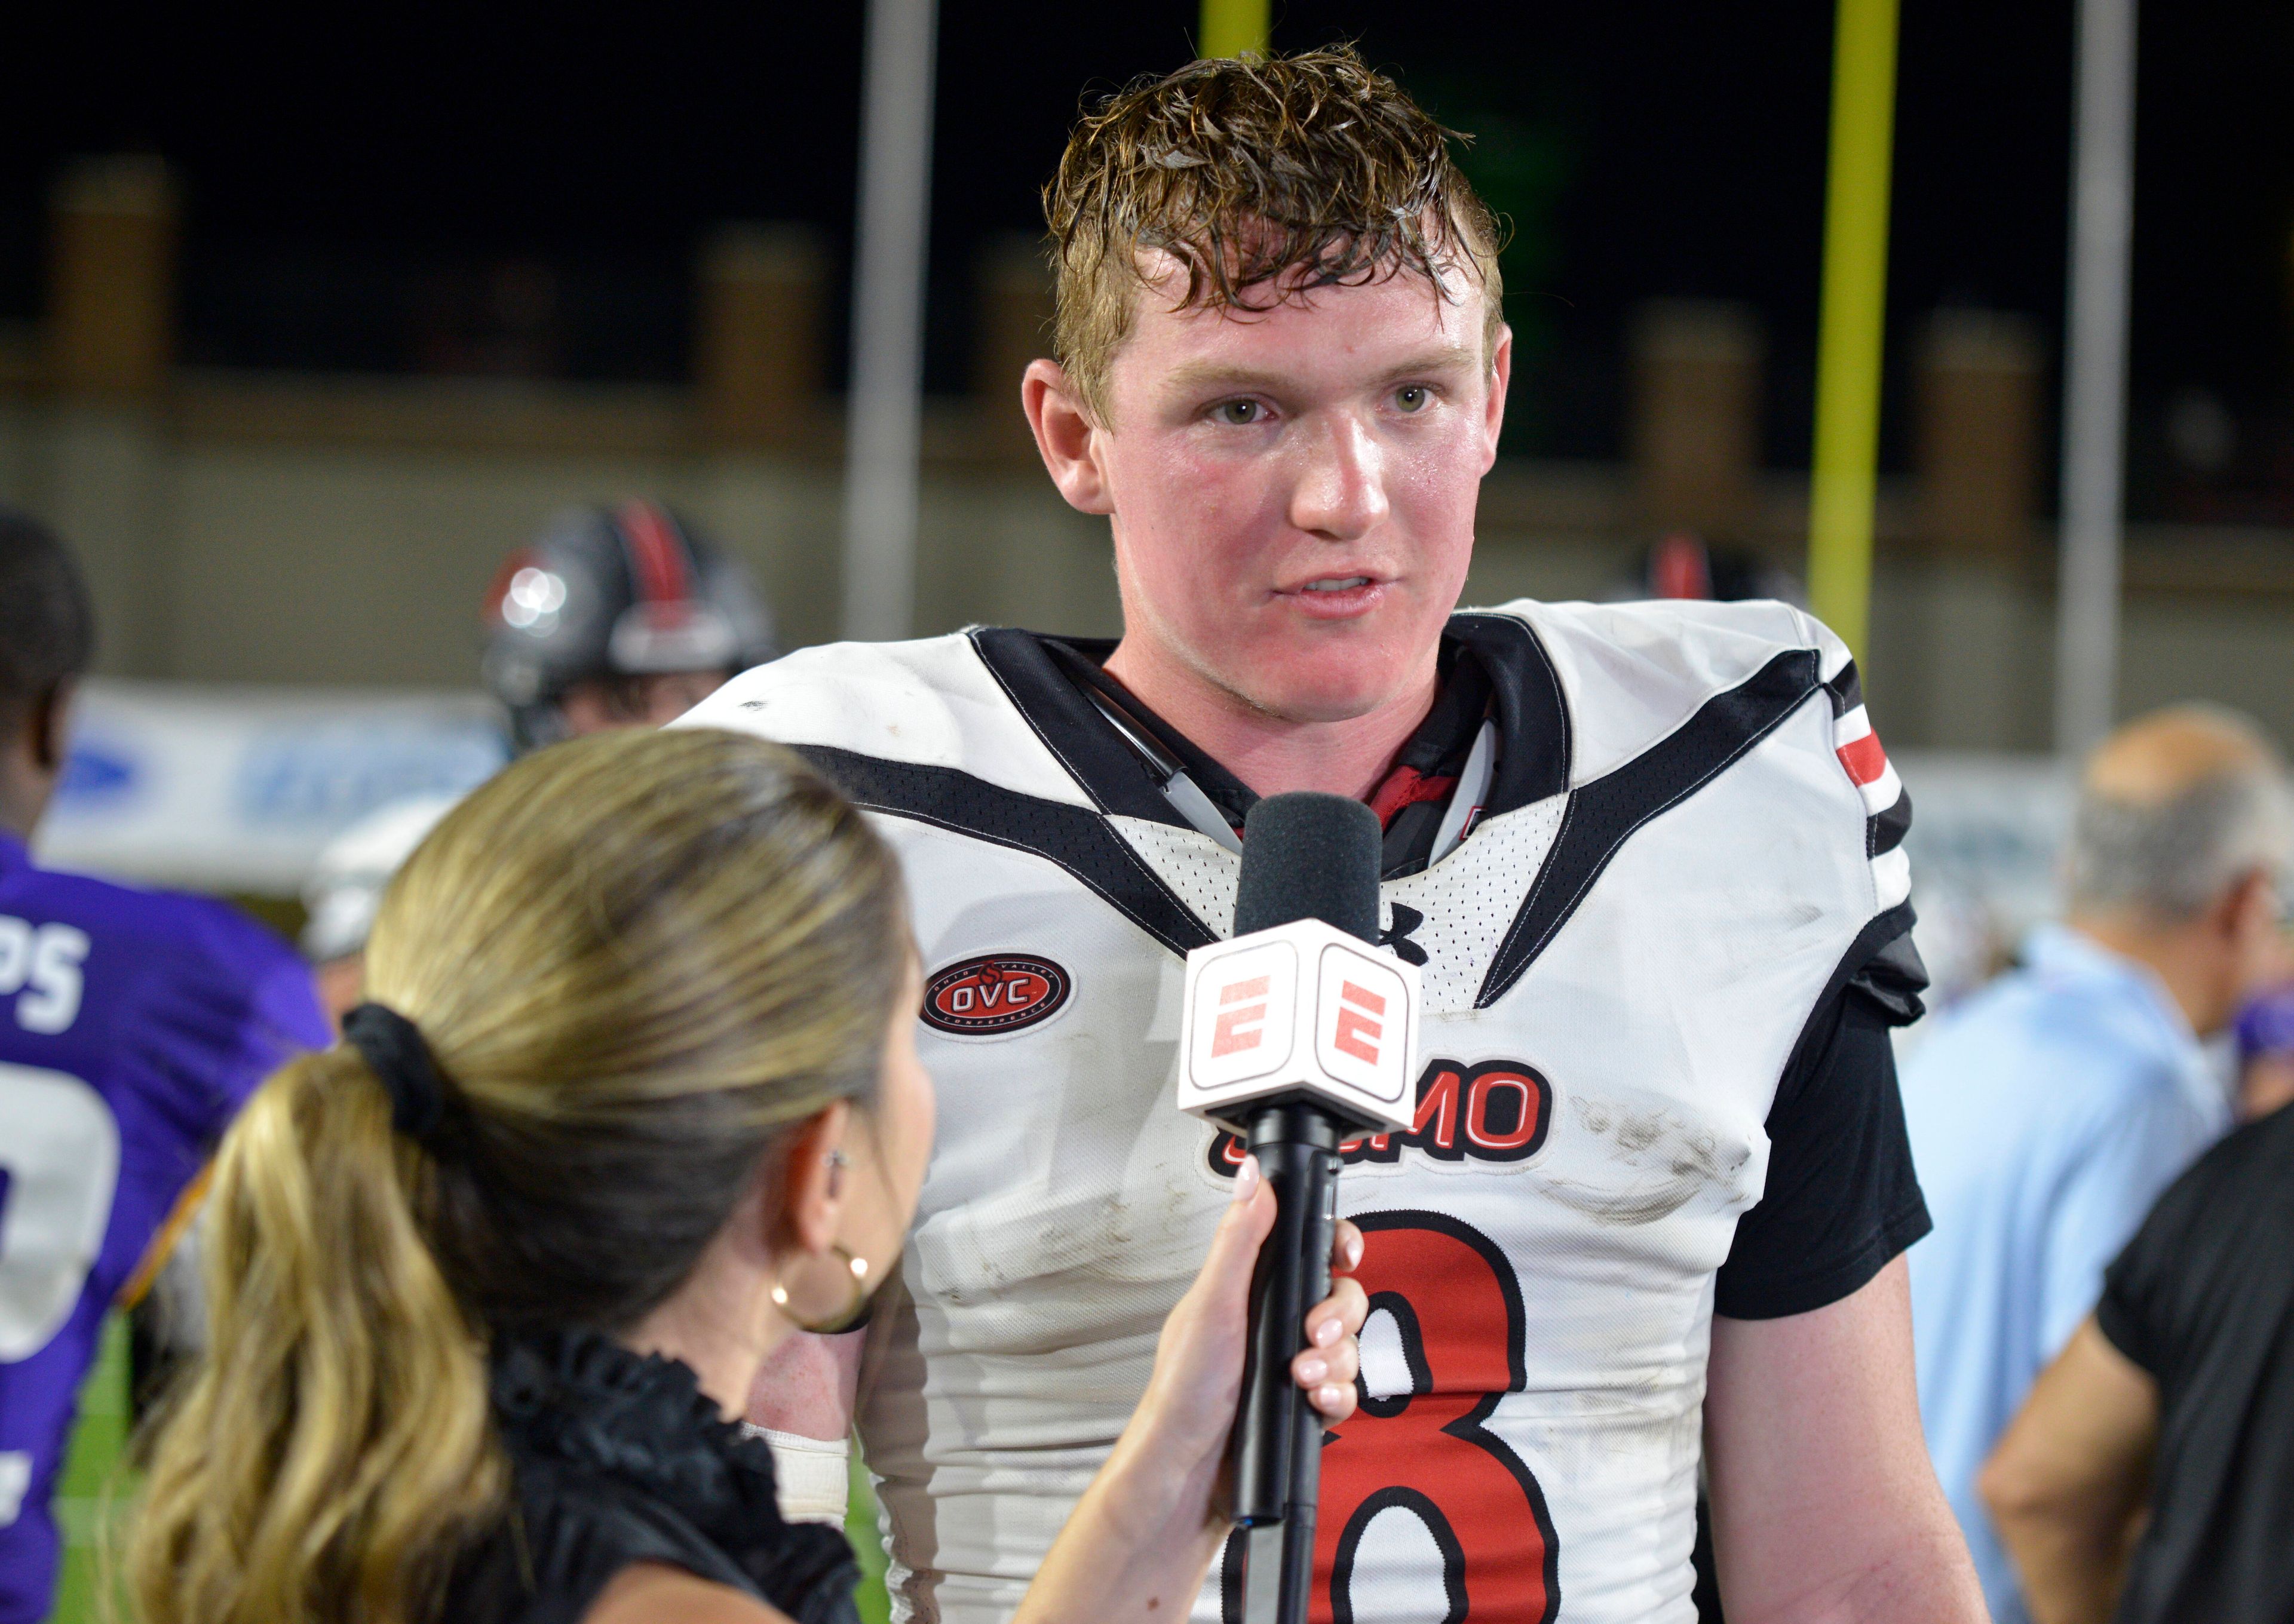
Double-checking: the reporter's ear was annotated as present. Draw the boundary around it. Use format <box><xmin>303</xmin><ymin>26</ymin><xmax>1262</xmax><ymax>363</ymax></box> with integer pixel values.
<box><xmin>1023</xmin><ymin>360</ymin><xmax>1114</xmax><ymax>517</ymax></box>
<box><xmin>773</xmin><ymin>1101</ymin><xmax>854</xmax><ymax>1259</ymax></box>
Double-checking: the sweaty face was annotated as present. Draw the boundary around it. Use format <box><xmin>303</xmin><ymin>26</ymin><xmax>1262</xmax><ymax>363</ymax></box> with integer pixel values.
<box><xmin>1093</xmin><ymin>259</ymin><xmax>1507</xmax><ymax>724</ymax></box>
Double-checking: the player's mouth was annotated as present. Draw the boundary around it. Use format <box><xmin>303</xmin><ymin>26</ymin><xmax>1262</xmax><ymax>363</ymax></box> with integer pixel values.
<box><xmin>1279</xmin><ymin>573</ymin><xmax>1389</xmax><ymax>619</ymax></box>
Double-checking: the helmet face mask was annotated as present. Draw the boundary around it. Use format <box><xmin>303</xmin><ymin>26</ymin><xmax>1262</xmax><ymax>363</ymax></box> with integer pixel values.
<box><xmin>480</xmin><ymin>501</ymin><xmax>776</xmax><ymax>749</ymax></box>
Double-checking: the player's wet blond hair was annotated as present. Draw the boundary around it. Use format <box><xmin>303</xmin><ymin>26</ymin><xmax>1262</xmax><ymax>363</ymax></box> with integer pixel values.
<box><xmin>1044</xmin><ymin>45</ymin><xmax>1505</xmax><ymax>419</ymax></box>
<box><xmin>124</xmin><ymin>727</ymin><xmax>906</xmax><ymax>1624</ymax></box>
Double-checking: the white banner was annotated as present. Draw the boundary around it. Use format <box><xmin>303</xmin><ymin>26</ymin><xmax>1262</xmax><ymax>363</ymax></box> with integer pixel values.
<box><xmin>27</xmin><ymin>687</ymin><xmax>2078</xmax><ymax>1003</ymax></box>
<box><xmin>1894</xmin><ymin>750</ymin><xmax>2075</xmax><ymax>1014</ymax></box>
<box><xmin>35</xmin><ymin>680</ymin><xmax>508</xmax><ymax>894</ymax></box>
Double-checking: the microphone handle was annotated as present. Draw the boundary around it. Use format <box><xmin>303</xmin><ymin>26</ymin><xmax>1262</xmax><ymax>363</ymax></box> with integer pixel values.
<box><xmin>1232</xmin><ymin>1103</ymin><xmax>1344</xmax><ymax>1531</ymax></box>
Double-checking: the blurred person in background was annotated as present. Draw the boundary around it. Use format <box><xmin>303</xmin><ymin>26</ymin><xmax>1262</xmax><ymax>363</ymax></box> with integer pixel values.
<box><xmin>1620</xmin><ymin>532</ymin><xmax>1805</xmax><ymax>607</ymax></box>
<box><xmin>1980</xmin><ymin>1075</ymin><xmax>2294</xmax><ymax>1624</ymax></box>
<box><xmin>1902</xmin><ymin>704</ymin><xmax>2293</xmax><ymax>1624</ymax></box>
<box><xmin>125</xmin><ymin>727</ymin><xmax>1367</xmax><ymax>1624</ymax></box>
<box><xmin>480</xmin><ymin>500</ymin><xmax>775</xmax><ymax>751</ymax></box>
<box><xmin>302</xmin><ymin>500</ymin><xmax>775</xmax><ymax>1020</ymax></box>
<box><xmin>300</xmin><ymin>793</ymin><xmax>463</xmax><ymax>1020</ymax></box>
<box><xmin>0</xmin><ymin>509</ymin><xmax>329</xmax><ymax>1623</ymax></box>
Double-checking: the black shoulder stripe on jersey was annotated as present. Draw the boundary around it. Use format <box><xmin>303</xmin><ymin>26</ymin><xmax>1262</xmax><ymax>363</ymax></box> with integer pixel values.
<box><xmin>965</xmin><ymin>626</ymin><xmax>1192</xmax><ymax>827</ymax></box>
<box><xmin>1870</xmin><ymin>784</ymin><xmax>1911</xmax><ymax>856</ymax></box>
<box><xmin>793</xmin><ymin>744</ymin><xmax>1219</xmax><ymax>957</ymax></box>
<box><xmin>1825</xmin><ymin>659</ymin><xmax>1863</xmax><ymax>717</ymax></box>
<box><xmin>1477</xmin><ymin>648</ymin><xmax>1823</xmax><ymax>1008</ymax></box>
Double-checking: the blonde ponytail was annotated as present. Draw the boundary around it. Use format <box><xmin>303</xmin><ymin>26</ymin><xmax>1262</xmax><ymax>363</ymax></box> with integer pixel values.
<box><xmin>124</xmin><ymin>728</ymin><xmax>906</xmax><ymax>1624</ymax></box>
<box><xmin>129</xmin><ymin>1045</ymin><xmax>504</xmax><ymax>1624</ymax></box>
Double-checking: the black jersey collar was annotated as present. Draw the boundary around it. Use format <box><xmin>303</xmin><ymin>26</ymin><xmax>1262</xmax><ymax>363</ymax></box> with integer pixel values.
<box><xmin>965</xmin><ymin>612</ymin><xmax>1571</xmax><ymax>836</ymax></box>
<box><xmin>964</xmin><ymin>628</ymin><xmax>1182</xmax><ymax>824</ymax></box>
<box><xmin>1443</xmin><ymin>609</ymin><xmax>1572</xmax><ymax>812</ymax></box>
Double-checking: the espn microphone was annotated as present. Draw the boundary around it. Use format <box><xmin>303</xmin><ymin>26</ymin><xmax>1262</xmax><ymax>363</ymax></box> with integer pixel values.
<box><xmin>1176</xmin><ymin>793</ymin><xmax>1420</xmax><ymax>1624</ymax></box>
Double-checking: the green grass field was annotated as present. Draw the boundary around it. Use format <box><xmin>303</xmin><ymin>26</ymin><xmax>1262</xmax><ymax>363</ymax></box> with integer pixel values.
<box><xmin>42</xmin><ymin>1314</ymin><xmax>893</xmax><ymax>1624</ymax></box>
<box><xmin>46</xmin><ymin>1315</ymin><xmax>132</xmax><ymax>1624</ymax></box>
<box><xmin>847</xmin><ymin>1454</ymin><xmax>893</xmax><ymax>1624</ymax></box>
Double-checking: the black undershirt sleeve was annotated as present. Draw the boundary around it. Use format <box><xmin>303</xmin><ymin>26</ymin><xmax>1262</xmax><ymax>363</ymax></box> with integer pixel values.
<box><xmin>2093</xmin><ymin>1209</ymin><xmax>2170</xmax><ymax>1377</ymax></box>
<box><xmin>2092</xmin><ymin>1122</ymin><xmax>2230</xmax><ymax>1378</ymax></box>
<box><xmin>1713</xmin><ymin>934</ymin><xmax>1933</xmax><ymax>1321</ymax></box>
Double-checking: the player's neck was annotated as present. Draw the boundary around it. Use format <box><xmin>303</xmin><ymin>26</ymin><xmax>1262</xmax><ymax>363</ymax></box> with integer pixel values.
<box><xmin>1102</xmin><ymin>636</ymin><xmax>1439</xmax><ymax>803</ymax></box>
<box><xmin>0</xmin><ymin>760</ymin><xmax>48</xmax><ymax>844</ymax></box>
<box><xmin>1</xmin><ymin>713</ymin><xmax>64</xmax><ymax>843</ymax></box>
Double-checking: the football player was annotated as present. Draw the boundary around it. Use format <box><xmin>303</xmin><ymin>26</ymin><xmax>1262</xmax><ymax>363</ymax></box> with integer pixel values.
<box><xmin>683</xmin><ymin>47</ymin><xmax>1982</xmax><ymax>1624</ymax></box>
<box><xmin>303</xmin><ymin>500</ymin><xmax>777</xmax><ymax>1020</ymax></box>
<box><xmin>0</xmin><ymin>511</ymin><xmax>330</xmax><ymax>1623</ymax></box>
<box><xmin>480</xmin><ymin>500</ymin><xmax>777</xmax><ymax>752</ymax></box>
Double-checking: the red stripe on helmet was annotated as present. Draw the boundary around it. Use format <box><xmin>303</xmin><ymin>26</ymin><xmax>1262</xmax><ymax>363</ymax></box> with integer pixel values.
<box><xmin>1651</xmin><ymin>533</ymin><xmax>1714</xmax><ymax>600</ymax></box>
<box><xmin>618</xmin><ymin>501</ymin><xmax>694</xmax><ymax>605</ymax></box>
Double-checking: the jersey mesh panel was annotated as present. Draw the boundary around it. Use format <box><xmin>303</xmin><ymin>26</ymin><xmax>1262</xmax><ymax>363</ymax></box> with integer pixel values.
<box><xmin>1385</xmin><ymin>797</ymin><xmax>1568</xmax><ymax>1012</ymax></box>
<box><xmin>1107</xmin><ymin>818</ymin><xmax>1240</xmax><ymax>937</ymax></box>
<box><xmin>1111</xmin><ymin>799</ymin><xmax>1568</xmax><ymax>1015</ymax></box>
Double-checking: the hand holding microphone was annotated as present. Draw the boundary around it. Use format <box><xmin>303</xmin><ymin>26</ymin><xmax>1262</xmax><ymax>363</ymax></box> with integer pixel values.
<box><xmin>1011</xmin><ymin>1120</ymin><xmax>1367</xmax><ymax>1624</ymax></box>
<box><xmin>1177</xmin><ymin>792</ymin><xmax>1419</xmax><ymax>1624</ymax></box>
<box><xmin>1117</xmin><ymin>1152</ymin><xmax>1369</xmax><ymax>1518</ymax></box>
<box><xmin>1013</xmin><ymin>793</ymin><xmax>1398</xmax><ymax>1624</ymax></box>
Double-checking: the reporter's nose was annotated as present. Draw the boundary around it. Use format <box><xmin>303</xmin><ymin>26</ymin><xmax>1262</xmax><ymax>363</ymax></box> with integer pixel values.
<box><xmin>1288</xmin><ymin>415</ymin><xmax>1390</xmax><ymax>542</ymax></box>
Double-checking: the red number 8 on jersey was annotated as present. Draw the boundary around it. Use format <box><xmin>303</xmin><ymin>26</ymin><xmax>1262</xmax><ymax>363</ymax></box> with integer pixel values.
<box><xmin>1313</xmin><ymin>1212</ymin><xmax>1559</xmax><ymax>1624</ymax></box>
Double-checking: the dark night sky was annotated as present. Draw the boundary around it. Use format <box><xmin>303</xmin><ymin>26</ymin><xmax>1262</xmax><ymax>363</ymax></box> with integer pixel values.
<box><xmin>7</xmin><ymin>1</ymin><xmax>2291</xmax><ymax>495</ymax></box>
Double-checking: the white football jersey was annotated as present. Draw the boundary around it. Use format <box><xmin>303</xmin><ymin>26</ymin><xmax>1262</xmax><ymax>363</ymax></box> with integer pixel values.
<box><xmin>679</xmin><ymin>598</ymin><xmax>1913</xmax><ymax>1624</ymax></box>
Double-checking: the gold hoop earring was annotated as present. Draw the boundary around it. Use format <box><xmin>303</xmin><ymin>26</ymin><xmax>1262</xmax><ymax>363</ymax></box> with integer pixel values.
<box><xmin>770</xmin><ymin>1244</ymin><xmax>874</xmax><ymax>1335</ymax></box>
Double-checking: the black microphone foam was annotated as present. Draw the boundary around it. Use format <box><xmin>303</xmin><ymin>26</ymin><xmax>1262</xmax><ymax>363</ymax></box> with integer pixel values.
<box><xmin>1234</xmin><ymin>792</ymin><xmax>1382</xmax><ymax>944</ymax></box>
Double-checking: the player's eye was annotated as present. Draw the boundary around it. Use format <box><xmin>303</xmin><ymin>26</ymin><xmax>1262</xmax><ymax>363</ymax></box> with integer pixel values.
<box><xmin>1393</xmin><ymin>385</ymin><xmax>1432</xmax><ymax>414</ymax></box>
<box><xmin>1213</xmin><ymin>399</ymin><xmax>1266</xmax><ymax>426</ymax></box>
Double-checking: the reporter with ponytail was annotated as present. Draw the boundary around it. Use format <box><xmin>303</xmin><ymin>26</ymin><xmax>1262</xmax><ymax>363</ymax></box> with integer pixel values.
<box><xmin>125</xmin><ymin>726</ymin><xmax>1366</xmax><ymax>1624</ymax></box>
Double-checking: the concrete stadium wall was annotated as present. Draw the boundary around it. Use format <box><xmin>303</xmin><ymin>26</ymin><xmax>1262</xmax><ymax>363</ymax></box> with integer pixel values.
<box><xmin>0</xmin><ymin>386</ymin><xmax>2286</xmax><ymax>755</ymax></box>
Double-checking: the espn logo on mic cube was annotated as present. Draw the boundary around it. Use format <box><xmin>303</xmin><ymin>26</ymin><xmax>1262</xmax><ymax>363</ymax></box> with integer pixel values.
<box><xmin>1177</xmin><ymin>919</ymin><xmax>1420</xmax><ymax>1137</ymax></box>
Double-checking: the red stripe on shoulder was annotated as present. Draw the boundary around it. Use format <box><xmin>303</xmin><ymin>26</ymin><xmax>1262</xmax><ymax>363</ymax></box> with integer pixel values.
<box><xmin>1836</xmin><ymin>730</ymin><xmax>1888</xmax><ymax>787</ymax></box>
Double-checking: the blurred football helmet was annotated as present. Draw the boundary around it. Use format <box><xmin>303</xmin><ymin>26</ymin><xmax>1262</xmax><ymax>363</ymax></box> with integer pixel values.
<box><xmin>481</xmin><ymin>501</ymin><xmax>777</xmax><ymax>749</ymax></box>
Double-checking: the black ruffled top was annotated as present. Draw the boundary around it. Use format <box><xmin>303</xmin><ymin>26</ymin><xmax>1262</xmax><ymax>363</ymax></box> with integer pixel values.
<box><xmin>444</xmin><ymin>1329</ymin><xmax>861</xmax><ymax>1624</ymax></box>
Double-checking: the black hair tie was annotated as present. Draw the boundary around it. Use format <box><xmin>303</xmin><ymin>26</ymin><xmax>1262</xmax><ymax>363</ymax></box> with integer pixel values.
<box><xmin>342</xmin><ymin>1002</ymin><xmax>449</xmax><ymax>1142</ymax></box>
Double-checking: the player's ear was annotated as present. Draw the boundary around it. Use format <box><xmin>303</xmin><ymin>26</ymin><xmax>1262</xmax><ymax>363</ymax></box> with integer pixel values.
<box><xmin>27</xmin><ymin>679</ymin><xmax>73</xmax><ymax>775</ymax></box>
<box><xmin>1023</xmin><ymin>359</ymin><xmax>1114</xmax><ymax>517</ymax></box>
<box><xmin>1480</xmin><ymin>323</ymin><xmax>1513</xmax><ymax>472</ymax></box>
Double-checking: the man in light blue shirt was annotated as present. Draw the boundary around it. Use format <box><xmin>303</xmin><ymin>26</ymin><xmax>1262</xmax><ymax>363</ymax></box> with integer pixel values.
<box><xmin>1904</xmin><ymin>705</ymin><xmax>2292</xmax><ymax>1624</ymax></box>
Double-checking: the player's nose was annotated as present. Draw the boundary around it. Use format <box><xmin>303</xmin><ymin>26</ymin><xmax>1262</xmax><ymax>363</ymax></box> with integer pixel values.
<box><xmin>1287</xmin><ymin>412</ymin><xmax>1390</xmax><ymax>542</ymax></box>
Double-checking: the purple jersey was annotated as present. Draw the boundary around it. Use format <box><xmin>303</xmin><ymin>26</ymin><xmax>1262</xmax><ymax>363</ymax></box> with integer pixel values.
<box><xmin>0</xmin><ymin>831</ymin><xmax>327</xmax><ymax>1622</ymax></box>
